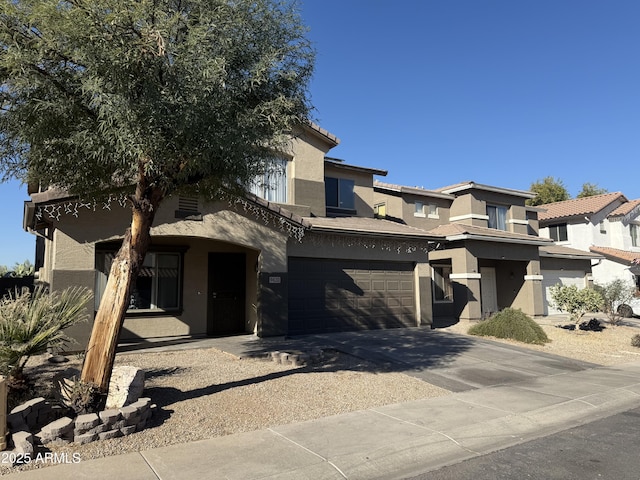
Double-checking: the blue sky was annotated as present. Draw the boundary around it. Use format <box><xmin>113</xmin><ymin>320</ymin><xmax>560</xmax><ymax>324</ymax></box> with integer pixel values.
<box><xmin>1</xmin><ymin>0</ymin><xmax>639</xmax><ymax>266</ymax></box>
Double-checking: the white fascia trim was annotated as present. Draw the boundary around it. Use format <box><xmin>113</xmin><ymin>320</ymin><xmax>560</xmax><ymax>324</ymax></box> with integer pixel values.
<box><xmin>508</xmin><ymin>219</ymin><xmax>529</xmax><ymax>225</ymax></box>
<box><xmin>524</xmin><ymin>275</ymin><xmax>544</xmax><ymax>281</ymax></box>
<box><xmin>449</xmin><ymin>213</ymin><xmax>489</xmax><ymax>222</ymax></box>
<box><xmin>450</xmin><ymin>273</ymin><xmax>482</xmax><ymax>280</ymax></box>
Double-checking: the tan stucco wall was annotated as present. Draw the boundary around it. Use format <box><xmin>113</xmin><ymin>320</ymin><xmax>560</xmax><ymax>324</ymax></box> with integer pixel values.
<box><xmin>430</xmin><ymin>241</ymin><xmax>544</xmax><ymax>321</ymax></box>
<box><xmin>40</xmin><ymin>197</ymin><xmax>289</xmax><ymax>346</ymax></box>
<box><xmin>288</xmin><ymin>129</ymin><xmax>336</xmax><ymax>216</ymax></box>
<box><xmin>449</xmin><ymin>193</ymin><xmax>486</xmax><ymax>227</ymax></box>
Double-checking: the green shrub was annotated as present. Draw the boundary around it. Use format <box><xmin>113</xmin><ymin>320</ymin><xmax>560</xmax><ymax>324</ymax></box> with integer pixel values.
<box><xmin>0</xmin><ymin>285</ymin><xmax>92</xmax><ymax>382</ymax></box>
<box><xmin>468</xmin><ymin>308</ymin><xmax>550</xmax><ymax>345</ymax></box>
<box><xmin>549</xmin><ymin>284</ymin><xmax>603</xmax><ymax>325</ymax></box>
<box><xmin>632</xmin><ymin>334</ymin><xmax>640</xmax><ymax>348</ymax></box>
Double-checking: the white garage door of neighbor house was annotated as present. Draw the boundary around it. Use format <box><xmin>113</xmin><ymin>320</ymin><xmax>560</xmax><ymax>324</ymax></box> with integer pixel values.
<box><xmin>542</xmin><ymin>270</ymin><xmax>587</xmax><ymax>315</ymax></box>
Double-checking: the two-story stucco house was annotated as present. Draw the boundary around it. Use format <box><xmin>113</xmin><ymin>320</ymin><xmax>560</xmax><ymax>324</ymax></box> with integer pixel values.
<box><xmin>539</xmin><ymin>193</ymin><xmax>640</xmax><ymax>316</ymax></box>
<box><xmin>23</xmin><ymin>124</ymin><xmax>443</xmax><ymax>345</ymax></box>
<box><xmin>374</xmin><ymin>180</ymin><xmax>600</xmax><ymax>320</ymax></box>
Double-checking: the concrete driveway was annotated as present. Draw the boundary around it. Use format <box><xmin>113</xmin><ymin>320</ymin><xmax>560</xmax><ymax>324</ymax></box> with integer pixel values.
<box><xmin>126</xmin><ymin>327</ymin><xmax>599</xmax><ymax>392</ymax></box>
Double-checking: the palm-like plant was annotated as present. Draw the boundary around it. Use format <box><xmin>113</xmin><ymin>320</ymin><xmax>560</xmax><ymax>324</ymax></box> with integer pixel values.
<box><xmin>0</xmin><ymin>286</ymin><xmax>92</xmax><ymax>382</ymax></box>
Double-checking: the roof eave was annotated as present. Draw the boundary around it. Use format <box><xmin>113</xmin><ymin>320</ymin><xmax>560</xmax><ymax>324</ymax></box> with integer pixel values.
<box><xmin>446</xmin><ymin>233</ymin><xmax>553</xmax><ymax>246</ymax></box>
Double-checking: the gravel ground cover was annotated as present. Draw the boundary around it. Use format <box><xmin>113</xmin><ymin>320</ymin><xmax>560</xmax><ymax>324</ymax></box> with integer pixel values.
<box><xmin>1</xmin><ymin>348</ymin><xmax>448</xmax><ymax>474</ymax></box>
<box><xmin>442</xmin><ymin>315</ymin><xmax>640</xmax><ymax>366</ymax></box>
<box><xmin>3</xmin><ymin>314</ymin><xmax>639</xmax><ymax>474</ymax></box>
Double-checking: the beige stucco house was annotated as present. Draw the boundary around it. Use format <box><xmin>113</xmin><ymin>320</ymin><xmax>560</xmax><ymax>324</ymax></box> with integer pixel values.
<box><xmin>23</xmin><ymin>124</ymin><xmax>442</xmax><ymax>345</ymax></box>
<box><xmin>373</xmin><ymin>180</ymin><xmax>599</xmax><ymax>323</ymax></box>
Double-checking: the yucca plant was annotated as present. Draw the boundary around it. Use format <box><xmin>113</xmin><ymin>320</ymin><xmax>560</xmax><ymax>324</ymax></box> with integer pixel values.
<box><xmin>0</xmin><ymin>286</ymin><xmax>92</xmax><ymax>384</ymax></box>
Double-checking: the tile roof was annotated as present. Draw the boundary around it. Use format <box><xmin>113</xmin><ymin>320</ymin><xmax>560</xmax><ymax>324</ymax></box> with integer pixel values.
<box><xmin>427</xmin><ymin>223</ymin><xmax>552</xmax><ymax>245</ymax></box>
<box><xmin>538</xmin><ymin>192</ymin><xmax>626</xmax><ymax>222</ymax></box>
<box><xmin>608</xmin><ymin>198</ymin><xmax>640</xmax><ymax>218</ymax></box>
<box><xmin>373</xmin><ymin>180</ymin><xmax>454</xmax><ymax>199</ymax></box>
<box><xmin>305</xmin><ymin>216</ymin><xmax>443</xmax><ymax>240</ymax></box>
<box><xmin>434</xmin><ymin>181</ymin><xmax>535</xmax><ymax>198</ymax></box>
<box><xmin>589</xmin><ymin>246</ymin><xmax>640</xmax><ymax>265</ymax></box>
<box><xmin>540</xmin><ymin>245</ymin><xmax>603</xmax><ymax>259</ymax></box>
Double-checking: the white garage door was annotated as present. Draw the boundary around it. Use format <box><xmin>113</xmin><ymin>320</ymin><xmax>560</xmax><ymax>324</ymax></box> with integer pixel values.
<box><xmin>542</xmin><ymin>270</ymin><xmax>587</xmax><ymax>315</ymax></box>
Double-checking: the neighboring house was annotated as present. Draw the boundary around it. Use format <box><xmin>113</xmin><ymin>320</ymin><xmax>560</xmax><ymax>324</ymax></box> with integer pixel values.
<box><xmin>374</xmin><ymin>182</ymin><xmax>551</xmax><ymax>321</ymax></box>
<box><xmin>374</xmin><ymin>180</ymin><xmax>592</xmax><ymax>321</ymax></box>
<box><xmin>23</xmin><ymin>123</ymin><xmax>442</xmax><ymax>345</ymax></box>
<box><xmin>539</xmin><ymin>193</ymin><xmax>640</xmax><ymax>315</ymax></box>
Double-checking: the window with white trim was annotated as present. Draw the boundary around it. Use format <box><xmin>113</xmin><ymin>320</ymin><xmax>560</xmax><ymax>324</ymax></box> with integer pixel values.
<box><xmin>428</xmin><ymin>203</ymin><xmax>439</xmax><ymax>218</ymax></box>
<box><xmin>95</xmin><ymin>251</ymin><xmax>183</xmax><ymax>312</ymax></box>
<box><xmin>414</xmin><ymin>201</ymin><xmax>425</xmax><ymax>217</ymax></box>
<box><xmin>631</xmin><ymin>224</ymin><xmax>639</xmax><ymax>247</ymax></box>
<box><xmin>486</xmin><ymin>205</ymin><xmax>507</xmax><ymax>230</ymax></box>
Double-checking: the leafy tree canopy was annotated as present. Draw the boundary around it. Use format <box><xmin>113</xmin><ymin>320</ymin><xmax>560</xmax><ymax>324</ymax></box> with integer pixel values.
<box><xmin>0</xmin><ymin>0</ymin><xmax>316</xmax><ymax>397</ymax></box>
<box><xmin>0</xmin><ymin>0</ymin><xmax>314</xmax><ymax>200</ymax></box>
<box><xmin>577</xmin><ymin>182</ymin><xmax>608</xmax><ymax>198</ymax></box>
<box><xmin>526</xmin><ymin>176</ymin><xmax>570</xmax><ymax>206</ymax></box>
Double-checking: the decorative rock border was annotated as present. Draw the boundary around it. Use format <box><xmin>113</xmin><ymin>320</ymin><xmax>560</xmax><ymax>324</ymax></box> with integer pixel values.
<box><xmin>250</xmin><ymin>348</ymin><xmax>325</xmax><ymax>367</ymax></box>
<box><xmin>6</xmin><ymin>397</ymin><xmax>156</xmax><ymax>458</ymax></box>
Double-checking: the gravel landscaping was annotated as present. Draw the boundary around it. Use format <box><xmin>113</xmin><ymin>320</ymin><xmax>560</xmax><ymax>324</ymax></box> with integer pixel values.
<box><xmin>2</xmin><ymin>314</ymin><xmax>640</xmax><ymax>474</ymax></box>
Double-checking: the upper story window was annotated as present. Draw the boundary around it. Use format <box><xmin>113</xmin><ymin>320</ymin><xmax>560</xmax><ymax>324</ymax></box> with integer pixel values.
<box><xmin>415</xmin><ymin>201</ymin><xmax>438</xmax><ymax>218</ymax></box>
<box><xmin>599</xmin><ymin>221</ymin><xmax>607</xmax><ymax>234</ymax></box>
<box><xmin>631</xmin><ymin>224</ymin><xmax>639</xmax><ymax>247</ymax></box>
<box><xmin>249</xmin><ymin>157</ymin><xmax>287</xmax><ymax>203</ymax></box>
<box><xmin>374</xmin><ymin>203</ymin><xmax>386</xmax><ymax>218</ymax></box>
<box><xmin>325</xmin><ymin>177</ymin><xmax>355</xmax><ymax>213</ymax></box>
<box><xmin>428</xmin><ymin>203</ymin><xmax>439</xmax><ymax>218</ymax></box>
<box><xmin>549</xmin><ymin>223</ymin><xmax>568</xmax><ymax>242</ymax></box>
<box><xmin>486</xmin><ymin>205</ymin><xmax>507</xmax><ymax>230</ymax></box>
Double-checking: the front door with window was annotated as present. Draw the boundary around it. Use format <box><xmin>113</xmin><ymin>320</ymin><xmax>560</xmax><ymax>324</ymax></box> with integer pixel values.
<box><xmin>207</xmin><ymin>253</ymin><xmax>246</xmax><ymax>335</ymax></box>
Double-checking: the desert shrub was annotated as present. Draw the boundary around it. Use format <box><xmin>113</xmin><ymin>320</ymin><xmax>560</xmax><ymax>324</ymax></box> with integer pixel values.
<box><xmin>468</xmin><ymin>308</ymin><xmax>550</xmax><ymax>345</ymax></box>
<box><xmin>549</xmin><ymin>284</ymin><xmax>603</xmax><ymax>325</ymax></box>
<box><xmin>0</xmin><ymin>285</ymin><xmax>92</xmax><ymax>383</ymax></box>
<box><xmin>593</xmin><ymin>279</ymin><xmax>636</xmax><ymax>326</ymax></box>
<box><xmin>632</xmin><ymin>334</ymin><xmax>640</xmax><ymax>348</ymax></box>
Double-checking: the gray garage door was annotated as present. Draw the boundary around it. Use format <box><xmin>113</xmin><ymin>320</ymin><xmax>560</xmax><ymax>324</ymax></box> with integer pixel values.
<box><xmin>288</xmin><ymin>258</ymin><xmax>416</xmax><ymax>335</ymax></box>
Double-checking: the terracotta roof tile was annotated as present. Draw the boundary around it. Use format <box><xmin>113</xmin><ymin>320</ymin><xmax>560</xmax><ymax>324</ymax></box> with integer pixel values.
<box><xmin>608</xmin><ymin>198</ymin><xmax>640</xmax><ymax>218</ymax></box>
<box><xmin>589</xmin><ymin>246</ymin><xmax>640</xmax><ymax>265</ymax></box>
<box><xmin>538</xmin><ymin>192</ymin><xmax>626</xmax><ymax>222</ymax></box>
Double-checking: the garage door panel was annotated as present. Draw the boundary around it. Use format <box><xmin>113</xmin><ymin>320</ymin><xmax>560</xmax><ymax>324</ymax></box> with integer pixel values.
<box><xmin>542</xmin><ymin>270</ymin><xmax>587</xmax><ymax>315</ymax></box>
<box><xmin>288</xmin><ymin>258</ymin><xmax>416</xmax><ymax>334</ymax></box>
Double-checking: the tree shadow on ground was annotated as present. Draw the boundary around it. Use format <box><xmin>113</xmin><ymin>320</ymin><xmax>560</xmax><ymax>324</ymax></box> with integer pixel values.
<box><xmin>136</xmin><ymin>327</ymin><xmax>477</xmax><ymax>429</ymax></box>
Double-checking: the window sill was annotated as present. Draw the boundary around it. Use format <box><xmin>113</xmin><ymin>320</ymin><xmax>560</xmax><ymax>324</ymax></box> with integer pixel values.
<box><xmin>414</xmin><ymin>212</ymin><xmax>426</xmax><ymax>218</ymax></box>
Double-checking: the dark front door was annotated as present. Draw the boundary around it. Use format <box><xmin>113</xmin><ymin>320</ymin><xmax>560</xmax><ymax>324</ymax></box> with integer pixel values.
<box><xmin>207</xmin><ymin>252</ymin><xmax>246</xmax><ymax>335</ymax></box>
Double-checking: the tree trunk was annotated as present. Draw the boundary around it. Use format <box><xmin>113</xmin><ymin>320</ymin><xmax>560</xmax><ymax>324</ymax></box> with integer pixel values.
<box><xmin>81</xmin><ymin>177</ymin><xmax>163</xmax><ymax>395</ymax></box>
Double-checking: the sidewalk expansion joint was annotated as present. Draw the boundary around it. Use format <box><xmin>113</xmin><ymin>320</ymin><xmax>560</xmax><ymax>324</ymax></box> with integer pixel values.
<box><xmin>268</xmin><ymin>428</ymin><xmax>348</xmax><ymax>479</ymax></box>
<box><xmin>138</xmin><ymin>452</ymin><xmax>162</xmax><ymax>480</ymax></box>
<box><xmin>370</xmin><ymin>408</ymin><xmax>481</xmax><ymax>455</ymax></box>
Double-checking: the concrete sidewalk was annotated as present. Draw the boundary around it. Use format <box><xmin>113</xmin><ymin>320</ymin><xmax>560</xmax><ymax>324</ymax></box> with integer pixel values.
<box><xmin>5</xmin><ymin>360</ymin><xmax>640</xmax><ymax>480</ymax></box>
